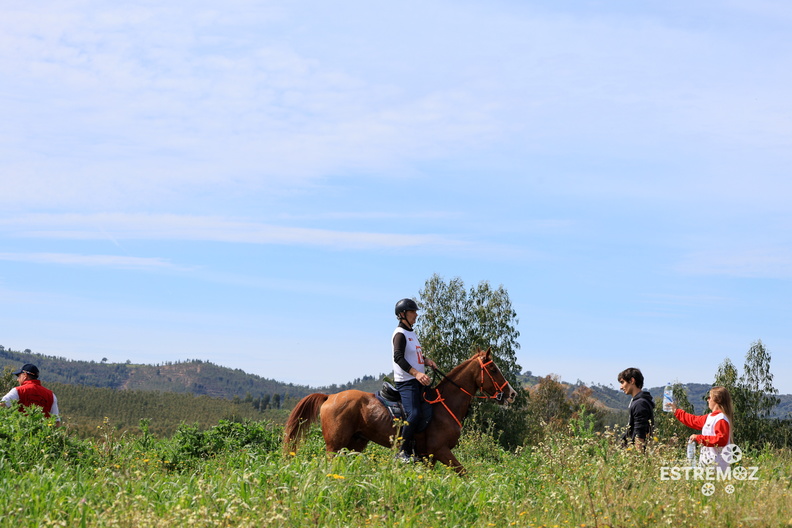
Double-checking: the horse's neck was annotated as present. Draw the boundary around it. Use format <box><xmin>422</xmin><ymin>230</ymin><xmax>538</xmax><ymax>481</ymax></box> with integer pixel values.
<box><xmin>438</xmin><ymin>363</ymin><xmax>479</xmax><ymax>415</ymax></box>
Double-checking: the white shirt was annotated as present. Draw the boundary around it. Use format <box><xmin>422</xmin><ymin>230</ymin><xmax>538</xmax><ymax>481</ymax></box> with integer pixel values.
<box><xmin>392</xmin><ymin>326</ymin><xmax>426</xmax><ymax>382</ymax></box>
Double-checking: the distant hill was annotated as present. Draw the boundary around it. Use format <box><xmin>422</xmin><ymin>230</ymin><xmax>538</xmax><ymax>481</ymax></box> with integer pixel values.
<box><xmin>2</xmin><ymin>345</ymin><xmax>789</xmax><ymax>418</ymax></box>
<box><xmin>0</xmin><ymin>346</ymin><xmax>386</xmax><ymax>403</ymax></box>
<box><xmin>585</xmin><ymin>382</ymin><xmax>713</xmax><ymax>414</ymax></box>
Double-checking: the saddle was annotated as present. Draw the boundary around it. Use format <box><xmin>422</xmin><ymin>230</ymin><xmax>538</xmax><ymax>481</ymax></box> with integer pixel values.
<box><xmin>375</xmin><ymin>382</ymin><xmax>405</xmax><ymax>420</ymax></box>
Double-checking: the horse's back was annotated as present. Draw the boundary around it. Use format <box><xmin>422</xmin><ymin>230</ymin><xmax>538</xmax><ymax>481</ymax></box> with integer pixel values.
<box><xmin>324</xmin><ymin>389</ymin><xmax>378</xmax><ymax>414</ymax></box>
<box><xmin>320</xmin><ymin>389</ymin><xmax>395</xmax><ymax>450</ymax></box>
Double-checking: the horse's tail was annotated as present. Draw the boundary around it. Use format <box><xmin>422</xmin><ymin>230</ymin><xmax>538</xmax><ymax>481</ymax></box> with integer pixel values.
<box><xmin>283</xmin><ymin>393</ymin><xmax>328</xmax><ymax>454</ymax></box>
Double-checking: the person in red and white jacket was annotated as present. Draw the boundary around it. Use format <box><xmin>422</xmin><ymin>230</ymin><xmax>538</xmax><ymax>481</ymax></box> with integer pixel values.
<box><xmin>1</xmin><ymin>363</ymin><xmax>61</xmax><ymax>426</ymax></box>
<box><xmin>671</xmin><ymin>386</ymin><xmax>734</xmax><ymax>470</ymax></box>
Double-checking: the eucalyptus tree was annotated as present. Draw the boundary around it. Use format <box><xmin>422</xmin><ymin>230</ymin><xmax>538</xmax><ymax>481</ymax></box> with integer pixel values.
<box><xmin>714</xmin><ymin>340</ymin><xmax>782</xmax><ymax>447</ymax></box>
<box><xmin>416</xmin><ymin>274</ymin><xmax>521</xmax><ymax>379</ymax></box>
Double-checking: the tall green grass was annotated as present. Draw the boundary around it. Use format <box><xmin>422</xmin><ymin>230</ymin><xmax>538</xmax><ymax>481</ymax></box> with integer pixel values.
<box><xmin>0</xmin><ymin>411</ymin><xmax>790</xmax><ymax>527</ymax></box>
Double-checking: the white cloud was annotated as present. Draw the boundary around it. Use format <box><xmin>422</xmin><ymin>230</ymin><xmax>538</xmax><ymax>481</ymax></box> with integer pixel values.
<box><xmin>2</xmin><ymin>1</ymin><xmax>790</xmax><ymax>212</ymax></box>
<box><xmin>0</xmin><ymin>252</ymin><xmax>178</xmax><ymax>271</ymax></box>
<box><xmin>0</xmin><ymin>2</ymin><xmax>505</xmax><ymax>210</ymax></box>
<box><xmin>0</xmin><ymin>213</ymin><xmax>462</xmax><ymax>250</ymax></box>
<box><xmin>677</xmin><ymin>248</ymin><xmax>792</xmax><ymax>279</ymax></box>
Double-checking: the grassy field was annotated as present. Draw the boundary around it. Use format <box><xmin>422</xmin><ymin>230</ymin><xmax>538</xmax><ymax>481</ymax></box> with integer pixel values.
<box><xmin>0</xmin><ymin>409</ymin><xmax>790</xmax><ymax>528</ymax></box>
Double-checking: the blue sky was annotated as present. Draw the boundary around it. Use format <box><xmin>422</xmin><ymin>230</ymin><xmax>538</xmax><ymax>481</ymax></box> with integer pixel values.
<box><xmin>1</xmin><ymin>1</ymin><xmax>791</xmax><ymax>394</ymax></box>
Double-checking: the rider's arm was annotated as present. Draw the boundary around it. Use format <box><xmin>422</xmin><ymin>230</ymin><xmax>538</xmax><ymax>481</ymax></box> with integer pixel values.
<box><xmin>393</xmin><ymin>333</ymin><xmax>414</xmax><ymax>374</ymax></box>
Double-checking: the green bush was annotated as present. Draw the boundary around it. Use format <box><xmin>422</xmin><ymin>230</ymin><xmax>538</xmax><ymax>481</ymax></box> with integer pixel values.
<box><xmin>158</xmin><ymin>418</ymin><xmax>282</xmax><ymax>470</ymax></box>
<box><xmin>0</xmin><ymin>403</ymin><xmax>97</xmax><ymax>469</ymax></box>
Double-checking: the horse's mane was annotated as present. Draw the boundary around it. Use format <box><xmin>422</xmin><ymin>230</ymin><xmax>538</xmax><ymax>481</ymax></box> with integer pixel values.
<box><xmin>440</xmin><ymin>349</ymin><xmax>488</xmax><ymax>379</ymax></box>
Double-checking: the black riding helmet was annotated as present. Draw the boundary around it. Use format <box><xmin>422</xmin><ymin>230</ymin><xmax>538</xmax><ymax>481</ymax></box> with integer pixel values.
<box><xmin>394</xmin><ymin>298</ymin><xmax>418</xmax><ymax>318</ymax></box>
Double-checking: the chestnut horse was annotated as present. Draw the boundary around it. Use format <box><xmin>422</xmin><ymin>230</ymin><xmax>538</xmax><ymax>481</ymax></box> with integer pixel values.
<box><xmin>283</xmin><ymin>348</ymin><xmax>517</xmax><ymax>474</ymax></box>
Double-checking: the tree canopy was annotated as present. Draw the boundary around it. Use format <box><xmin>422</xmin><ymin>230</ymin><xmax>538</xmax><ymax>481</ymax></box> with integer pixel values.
<box><xmin>416</xmin><ymin>274</ymin><xmax>522</xmax><ymax>379</ymax></box>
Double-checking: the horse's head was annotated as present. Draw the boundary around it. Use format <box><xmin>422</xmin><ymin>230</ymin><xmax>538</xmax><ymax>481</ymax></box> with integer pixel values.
<box><xmin>472</xmin><ymin>348</ymin><xmax>518</xmax><ymax>405</ymax></box>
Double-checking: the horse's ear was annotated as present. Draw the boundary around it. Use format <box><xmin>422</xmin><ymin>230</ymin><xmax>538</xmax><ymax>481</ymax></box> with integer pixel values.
<box><xmin>485</xmin><ymin>347</ymin><xmax>492</xmax><ymax>357</ymax></box>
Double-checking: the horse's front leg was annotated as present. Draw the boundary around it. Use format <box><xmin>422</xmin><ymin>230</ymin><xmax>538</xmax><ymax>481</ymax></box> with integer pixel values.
<box><xmin>431</xmin><ymin>448</ymin><xmax>467</xmax><ymax>476</ymax></box>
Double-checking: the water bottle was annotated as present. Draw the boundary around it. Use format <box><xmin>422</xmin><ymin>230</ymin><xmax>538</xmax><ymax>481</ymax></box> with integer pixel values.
<box><xmin>686</xmin><ymin>441</ymin><xmax>696</xmax><ymax>467</ymax></box>
<box><xmin>663</xmin><ymin>383</ymin><xmax>673</xmax><ymax>412</ymax></box>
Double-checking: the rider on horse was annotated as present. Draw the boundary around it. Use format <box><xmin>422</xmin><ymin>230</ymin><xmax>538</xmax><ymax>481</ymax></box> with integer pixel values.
<box><xmin>392</xmin><ymin>298</ymin><xmax>437</xmax><ymax>462</ymax></box>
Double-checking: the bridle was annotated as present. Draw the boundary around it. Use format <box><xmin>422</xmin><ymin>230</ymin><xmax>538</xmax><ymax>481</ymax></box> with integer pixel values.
<box><xmin>424</xmin><ymin>355</ymin><xmax>510</xmax><ymax>428</ymax></box>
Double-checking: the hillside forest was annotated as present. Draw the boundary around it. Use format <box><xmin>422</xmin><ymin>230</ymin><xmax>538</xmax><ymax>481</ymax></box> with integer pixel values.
<box><xmin>1</xmin><ymin>343</ymin><xmax>790</xmax><ymax>447</ymax></box>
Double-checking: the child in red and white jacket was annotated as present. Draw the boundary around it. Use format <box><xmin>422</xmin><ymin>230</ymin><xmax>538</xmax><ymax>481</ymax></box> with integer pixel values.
<box><xmin>671</xmin><ymin>386</ymin><xmax>734</xmax><ymax>470</ymax></box>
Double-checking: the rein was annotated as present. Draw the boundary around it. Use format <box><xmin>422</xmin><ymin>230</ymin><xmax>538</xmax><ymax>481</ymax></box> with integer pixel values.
<box><xmin>424</xmin><ymin>356</ymin><xmax>510</xmax><ymax>428</ymax></box>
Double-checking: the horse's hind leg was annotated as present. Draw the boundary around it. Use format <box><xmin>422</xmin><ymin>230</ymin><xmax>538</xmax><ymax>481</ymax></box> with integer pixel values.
<box><xmin>348</xmin><ymin>434</ymin><xmax>369</xmax><ymax>453</ymax></box>
<box><xmin>324</xmin><ymin>429</ymin><xmax>369</xmax><ymax>453</ymax></box>
<box><xmin>323</xmin><ymin>430</ymin><xmax>346</xmax><ymax>453</ymax></box>
<box><xmin>321</xmin><ymin>423</ymin><xmax>360</xmax><ymax>453</ymax></box>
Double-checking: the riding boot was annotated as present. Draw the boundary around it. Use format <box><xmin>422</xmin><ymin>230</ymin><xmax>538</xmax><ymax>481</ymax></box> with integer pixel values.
<box><xmin>405</xmin><ymin>438</ymin><xmax>417</xmax><ymax>456</ymax></box>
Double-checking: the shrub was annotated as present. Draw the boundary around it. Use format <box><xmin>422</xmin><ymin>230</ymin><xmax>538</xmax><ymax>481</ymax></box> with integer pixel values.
<box><xmin>0</xmin><ymin>403</ymin><xmax>97</xmax><ymax>469</ymax></box>
<box><xmin>158</xmin><ymin>419</ymin><xmax>281</xmax><ymax>470</ymax></box>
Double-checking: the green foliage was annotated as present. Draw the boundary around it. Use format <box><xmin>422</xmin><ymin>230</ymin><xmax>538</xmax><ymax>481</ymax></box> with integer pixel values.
<box><xmin>0</xmin><ymin>366</ymin><xmax>15</xmax><ymax>396</ymax></box>
<box><xmin>0</xmin><ymin>403</ymin><xmax>97</xmax><ymax>470</ymax></box>
<box><xmin>567</xmin><ymin>405</ymin><xmax>598</xmax><ymax>439</ymax></box>
<box><xmin>453</xmin><ymin>425</ymin><xmax>505</xmax><ymax>464</ymax></box>
<box><xmin>158</xmin><ymin>419</ymin><xmax>282</xmax><ymax>470</ymax></box>
<box><xmin>714</xmin><ymin>356</ymin><xmax>739</xmax><ymax>388</ymax></box>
